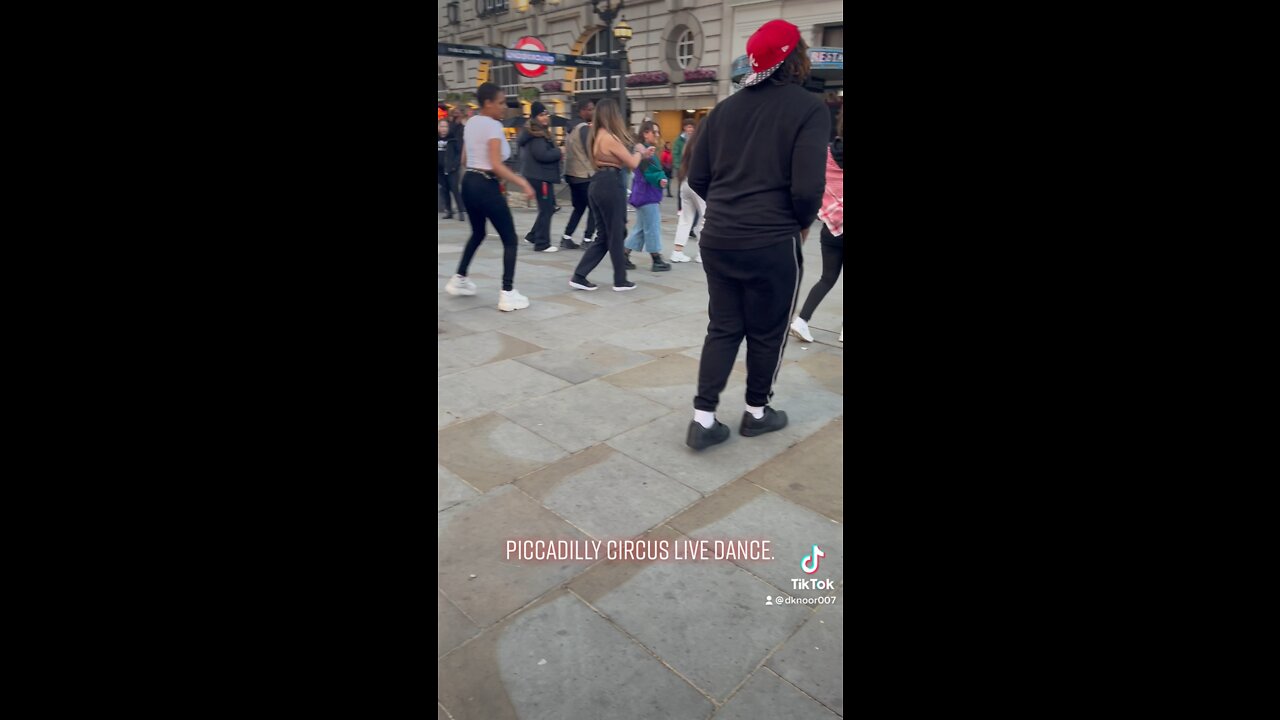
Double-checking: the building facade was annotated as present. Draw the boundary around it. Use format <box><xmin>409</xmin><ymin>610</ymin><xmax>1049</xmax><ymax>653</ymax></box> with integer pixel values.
<box><xmin>438</xmin><ymin>0</ymin><xmax>841</xmax><ymax>140</ymax></box>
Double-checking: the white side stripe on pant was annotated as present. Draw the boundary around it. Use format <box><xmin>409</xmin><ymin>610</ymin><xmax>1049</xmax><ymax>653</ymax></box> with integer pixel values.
<box><xmin>769</xmin><ymin>234</ymin><xmax>803</xmax><ymax>401</ymax></box>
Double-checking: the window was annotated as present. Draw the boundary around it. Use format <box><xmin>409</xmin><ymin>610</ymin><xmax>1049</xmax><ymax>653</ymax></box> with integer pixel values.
<box><xmin>490</xmin><ymin>60</ymin><xmax>518</xmax><ymax>99</ymax></box>
<box><xmin>576</xmin><ymin>31</ymin><xmax>620</xmax><ymax>93</ymax></box>
<box><xmin>677</xmin><ymin>30</ymin><xmax>695</xmax><ymax>69</ymax></box>
<box><xmin>822</xmin><ymin>25</ymin><xmax>843</xmax><ymax>48</ymax></box>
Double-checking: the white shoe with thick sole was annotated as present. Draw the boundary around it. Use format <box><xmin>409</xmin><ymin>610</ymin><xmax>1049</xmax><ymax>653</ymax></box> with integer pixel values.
<box><xmin>695</xmin><ymin>254</ymin><xmax>703</xmax><ymax>263</ymax></box>
<box><xmin>790</xmin><ymin>317</ymin><xmax>814</xmax><ymax>343</ymax></box>
<box><xmin>446</xmin><ymin>275</ymin><xmax>477</xmax><ymax>296</ymax></box>
<box><xmin>669</xmin><ymin>251</ymin><xmax>692</xmax><ymax>263</ymax></box>
<box><xmin>498</xmin><ymin>289</ymin><xmax>530</xmax><ymax>312</ymax></box>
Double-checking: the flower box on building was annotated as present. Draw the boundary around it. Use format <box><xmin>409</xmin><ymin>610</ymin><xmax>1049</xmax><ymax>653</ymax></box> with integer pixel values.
<box><xmin>627</xmin><ymin>71</ymin><xmax>669</xmax><ymax>88</ymax></box>
<box><xmin>678</xmin><ymin>68</ymin><xmax>716</xmax><ymax>84</ymax></box>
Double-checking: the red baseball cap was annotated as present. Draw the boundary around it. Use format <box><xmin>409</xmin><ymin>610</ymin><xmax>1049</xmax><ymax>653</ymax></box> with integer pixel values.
<box><xmin>738</xmin><ymin>20</ymin><xmax>802</xmax><ymax>88</ymax></box>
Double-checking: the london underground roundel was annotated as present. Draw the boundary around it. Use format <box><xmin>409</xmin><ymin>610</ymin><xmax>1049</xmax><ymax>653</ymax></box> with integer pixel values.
<box><xmin>514</xmin><ymin>36</ymin><xmax>549</xmax><ymax>78</ymax></box>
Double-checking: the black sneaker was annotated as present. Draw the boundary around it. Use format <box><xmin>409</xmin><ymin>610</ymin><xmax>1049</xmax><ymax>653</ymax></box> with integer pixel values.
<box><xmin>686</xmin><ymin>419</ymin><xmax>730</xmax><ymax>450</ymax></box>
<box><xmin>625</xmin><ymin>259</ymin><xmax>636</xmax><ymax>270</ymax></box>
<box><xmin>560</xmin><ymin>237</ymin><xmax>581</xmax><ymax>250</ymax></box>
<box><xmin>569</xmin><ymin>276</ymin><xmax>598</xmax><ymax>291</ymax></box>
<box><xmin>739</xmin><ymin>406</ymin><xmax>789</xmax><ymax>437</ymax></box>
<box><xmin>613</xmin><ymin>281</ymin><xmax>637</xmax><ymax>292</ymax></box>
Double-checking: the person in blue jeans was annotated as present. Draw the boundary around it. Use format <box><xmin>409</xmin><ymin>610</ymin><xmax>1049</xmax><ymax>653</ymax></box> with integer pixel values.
<box><xmin>623</xmin><ymin>120</ymin><xmax>671</xmax><ymax>271</ymax></box>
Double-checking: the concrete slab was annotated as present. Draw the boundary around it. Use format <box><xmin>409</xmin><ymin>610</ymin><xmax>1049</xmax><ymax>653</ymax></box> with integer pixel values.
<box><xmin>437</xmin><ymin>591</ymin><xmax>712</xmax><ymax>720</ymax></box>
<box><xmin>766</xmin><ymin>605</ymin><xmax>844</xmax><ymax>716</ymax></box>
<box><xmin>438</xmin><ymin>590</ymin><xmax>480</xmax><ymax>658</ymax></box>
<box><xmin>437</xmin><ymin>413</ymin><xmax>570</xmax><ymax>491</ymax></box>
<box><xmin>437</xmin><ymin>331</ymin><xmax>545</xmax><ymax>377</ymax></box>
<box><xmin>438</xmin><ymin>463</ymin><xmax>479</xmax><ymax>512</ymax></box>
<box><xmin>515</xmin><ymin>444</ymin><xmax>701</xmax><ymax>539</ymax></box>
<box><xmin>437</xmin><ymin>485</ymin><xmax>591</xmax><ymax>627</ymax></box>
<box><xmin>499</xmin><ymin>380</ymin><xmax>670</xmax><ymax>453</ymax></box>
<box><xmin>436</xmin><ymin>359</ymin><xmax>571</xmax><ymax>425</ymax></box>
<box><xmin>744</xmin><ymin>418</ymin><xmax>843</xmax><ymax>522</ymax></box>
<box><xmin>713</xmin><ymin>669</ymin><xmax>840</xmax><ymax>719</ymax></box>
<box><xmin>514</xmin><ymin>341</ymin><xmax>655</xmax><ymax>385</ymax></box>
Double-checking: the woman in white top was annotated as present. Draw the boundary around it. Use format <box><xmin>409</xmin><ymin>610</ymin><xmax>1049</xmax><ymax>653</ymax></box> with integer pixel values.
<box><xmin>445</xmin><ymin>83</ymin><xmax>537</xmax><ymax>312</ymax></box>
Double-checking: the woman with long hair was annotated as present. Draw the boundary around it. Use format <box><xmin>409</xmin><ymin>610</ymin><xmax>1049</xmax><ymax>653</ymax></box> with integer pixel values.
<box><xmin>445</xmin><ymin>82</ymin><xmax>538</xmax><ymax>312</ymax></box>
<box><xmin>568</xmin><ymin>98</ymin><xmax>655</xmax><ymax>292</ymax></box>
<box><xmin>622</xmin><ymin>120</ymin><xmax>670</xmax><ymax>271</ymax></box>
<box><xmin>669</xmin><ymin>127</ymin><xmax>706</xmax><ymax>263</ymax></box>
<box><xmin>791</xmin><ymin>105</ymin><xmax>844</xmax><ymax>343</ymax></box>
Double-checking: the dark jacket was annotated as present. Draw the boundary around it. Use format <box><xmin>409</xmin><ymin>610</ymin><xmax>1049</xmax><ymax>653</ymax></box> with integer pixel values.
<box><xmin>438</xmin><ymin>134</ymin><xmax>462</xmax><ymax>174</ymax></box>
<box><xmin>518</xmin><ymin>126</ymin><xmax>562</xmax><ymax>184</ymax></box>
<box><xmin>687</xmin><ymin>81</ymin><xmax>830</xmax><ymax>250</ymax></box>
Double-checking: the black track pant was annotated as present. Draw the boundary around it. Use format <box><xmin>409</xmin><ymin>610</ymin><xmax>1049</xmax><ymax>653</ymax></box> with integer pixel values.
<box><xmin>573</xmin><ymin>168</ymin><xmax>629</xmax><ymax>286</ymax></box>
<box><xmin>695</xmin><ymin>236</ymin><xmax>803</xmax><ymax>411</ymax></box>
<box><xmin>458</xmin><ymin>173</ymin><xmax>517</xmax><ymax>292</ymax></box>
<box><xmin>525</xmin><ymin>180</ymin><xmax>557</xmax><ymax>249</ymax></box>
<box><xmin>562</xmin><ymin>180</ymin><xmax>595</xmax><ymax>239</ymax></box>
<box><xmin>799</xmin><ymin>229</ymin><xmax>844</xmax><ymax>321</ymax></box>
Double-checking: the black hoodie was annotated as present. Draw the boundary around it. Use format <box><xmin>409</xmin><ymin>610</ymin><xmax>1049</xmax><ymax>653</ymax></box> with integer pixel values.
<box><xmin>518</xmin><ymin>126</ymin><xmax>562</xmax><ymax>185</ymax></box>
<box><xmin>687</xmin><ymin>81</ymin><xmax>830</xmax><ymax>250</ymax></box>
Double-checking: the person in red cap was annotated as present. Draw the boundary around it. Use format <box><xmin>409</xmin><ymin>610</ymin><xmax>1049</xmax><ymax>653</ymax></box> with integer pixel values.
<box><xmin>684</xmin><ymin>19</ymin><xmax>831</xmax><ymax>450</ymax></box>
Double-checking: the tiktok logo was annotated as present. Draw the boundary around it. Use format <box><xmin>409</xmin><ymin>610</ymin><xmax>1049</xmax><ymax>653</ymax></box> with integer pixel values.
<box><xmin>801</xmin><ymin>544</ymin><xmax>825</xmax><ymax>575</ymax></box>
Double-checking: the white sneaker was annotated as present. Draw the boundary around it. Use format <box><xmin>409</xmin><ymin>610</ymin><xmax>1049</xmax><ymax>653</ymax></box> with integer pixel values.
<box><xmin>670</xmin><ymin>251</ymin><xmax>692</xmax><ymax>263</ymax></box>
<box><xmin>535</xmin><ymin>245</ymin><xmax>559</xmax><ymax>253</ymax></box>
<box><xmin>839</xmin><ymin>326</ymin><xmax>843</xmax><ymax>342</ymax></box>
<box><xmin>695</xmin><ymin>254</ymin><xmax>703</xmax><ymax>263</ymax></box>
<box><xmin>446</xmin><ymin>275</ymin><xmax>477</xmax><ymax>296</ymax></box>
<box><xmin>790</xmin><ymin>317</ymin><xmax>814</xmax><ymax>343</ymax></box>
<box><xmin>498</xmin><ymin>289</ymin><xmax>530</xmax><ymax>312</ymax></box>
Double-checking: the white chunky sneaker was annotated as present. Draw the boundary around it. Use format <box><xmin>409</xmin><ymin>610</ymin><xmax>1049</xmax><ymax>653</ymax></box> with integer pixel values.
<box><xmin>790</xmin><ymin>317</ymin><xmax>814</xmax><ymax>343</ymax></box>
<box><xmin>445</xmin><ymin>275</ymin><xmax>477</xmax><ymax>296</ymax></box>
<box><xmin>669</xmin><ymin>251</ymin><xmax>692</xmax><ymax>263</ymax></box>
<box><xmin>498</xmin><ymin>289</ymin><xmax>530</xmax><ymax>312</ymax></box>
<box><xmin>695</xmin><ymin>254</ymin><xmax>703</xmax><ymax>263</ymax></box>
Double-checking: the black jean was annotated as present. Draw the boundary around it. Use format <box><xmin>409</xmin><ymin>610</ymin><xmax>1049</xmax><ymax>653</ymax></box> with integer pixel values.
<box><xmin>525</xmin><ymin>180</ymin><xmax>557</xmax><ymax>249</ymax></box>
<box><xmin>438</xmin><ymin>168</ymin><xmax>458</xmax><ymax>214</ymax></box>
<box><xmin>799</xmin><ymin>229</ymin><xmax>844</xmax><ymax>321</ymax></box>
<box><xmin>562</xmin><ymin>180</ymin><xmax>595</xmax><ymax>239</ymax></box>
<box><xmin>694</xmin><ymin>236</ymin><xmax>803</xmax><ymax>411</ymax></box>
<box><xmin>573</xmin><ymin>168</ymin><xmax>629</xmax><ymax>286</ymax></box>
<box><xmin>458</xmin><ymin>172</ymin><xmax>517</xmax><ymax>292</ymax></box>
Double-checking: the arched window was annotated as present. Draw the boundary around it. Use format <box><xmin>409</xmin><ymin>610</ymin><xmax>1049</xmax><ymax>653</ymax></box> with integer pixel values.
<box><xmin>576</xmin><ymin>30</ymin><xmax>620</xmax><ymax>93</ymax></box>
<box><xmin>677</xmin><ymin>30</ymin><xmax>695</xmax><ymax>69</ymax></box>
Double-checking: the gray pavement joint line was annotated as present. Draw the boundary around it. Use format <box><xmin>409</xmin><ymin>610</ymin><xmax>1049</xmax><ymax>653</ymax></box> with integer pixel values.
<box><xmin>761</xmin><ymin>664</ymin><xmax>843</xmax><ymax>718</ymax></box>
<box><xmin>564</xmin><ymin>587</ymin><xmax>724</xmax><ymax>713</ymax></box>
<box><xmin>437</xmin><ymin>586</ymin><xmax>483</xmax><ymax>633</ymax></box>
<box><xmin>508</xmin><ymin>482</ymin><xmax>605</xmax><ymax>542</ymax></box>
<box><xmin>437</xmin><ymin>473</ymin><xmax>486</xmax><ymax>513</ymax></box>
<box><xmin>714</xmin><ymin>606</ymin><xmax>826</xmax><ymax>713</ymax></box>
<box><xmin>437</xmin><ymin>701</ymin><xmax>456</xmax><ymax>720</ymax></box>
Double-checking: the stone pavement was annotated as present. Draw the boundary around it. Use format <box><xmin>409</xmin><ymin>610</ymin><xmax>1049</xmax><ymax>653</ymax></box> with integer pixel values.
<box><xmin>438</xmin><ymin>193</ymin><xmax>844</xmax><ymax>720</ymax></box>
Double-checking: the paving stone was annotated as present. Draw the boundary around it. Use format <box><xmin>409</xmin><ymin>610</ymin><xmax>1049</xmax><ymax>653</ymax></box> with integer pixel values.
<box><xmin>437</xmin><ymin>591</ymin><xmax>712</xmax><ymax>720</ymax></box>
<box><xmin>602</xmin><ymin>353</ymin><xmax>745</xmax><ymax>410</ymax></box>
<box><xmin>436</xmin><ymin>359</ymin><xmax>571</xmax><ymax>425</ymax></box>
<box><xmin>571</xmin><ymin>281</ymin><xmax>672</xmax><ymax>306</ymax></box>
<box><xmin>437</xmin><ymin>413</ymin><xmax>570</xmax><ymax>491</ymax></box>
<box><xmin>668</xmin><ymin>480</ymin><xmax>844</xmax><ymax>598</ymax></box>
<box><xmin>514</xmin><ymin>341</ymin><xmax>654</xmax><ymax>385</ymax></box>
<box><xmin>438</xmin><ymin>463</ymin><xmax>479</xmax><ymax>511</ymax></box>
<box><xmin>516</xmin><ymin>444</ymin><xmax>701</xmax><ymax>539</ymax></box>
<box><xmin>578</xmin><ymin>300</ymin><xmax>685</xmax><ymax>329</ymax></box>
<box><xmin>499</xmin><ymin>380</ymin><xmax>669</xmax><ymax>453</ymax></box>
<box><xmin>446</xmin><ymin>300</ymin><xmax>578</xmax><ymax>333</ymax></box>
<box><xmin>570</xmin><ymin>525</ymin><xmax>809</xmax><ymax>702</ymax></box>
<box><xmin>438</xmin><ymin>331</ymin><xmax>545</xmax><ymax>377</ymax></box>
<box><xmin>713</xmin><ymin>669</ymin><xmax>840</xmax><ymax>719</ymax></box>
<box><xmin>498</xmin><ymin>314</ymin><xmax>615</xmax><ymax>350</ymax></box>
<box><xmin>437</xmin><ymin>486</ymin><xmax>591</xmax><ymax>627</ymax></box>
<box><xmin>743</xmin><ymin>417</ymin><xmax>843</xmax><ymax>522</ymax></box>
<box><xmin>601</xmin><ymin>311</ymin><xmax>715</xmax><ymax>352</ymax></box>
<box><xmin>766</xmin><ymin>605</ymin><xmax>844</xmax><ymax>716</ymax></box>
<box><xmin>438</xmin><ymin>590</ymin><xmax>480</xmax><ymax>658</ymax></box>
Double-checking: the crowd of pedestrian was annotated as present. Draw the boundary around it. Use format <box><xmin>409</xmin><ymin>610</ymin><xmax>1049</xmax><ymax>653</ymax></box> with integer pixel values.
<box><xmin>440</xmin><ymin>18</ymin><xmax>843</xmax><ymax>451</ymax></box>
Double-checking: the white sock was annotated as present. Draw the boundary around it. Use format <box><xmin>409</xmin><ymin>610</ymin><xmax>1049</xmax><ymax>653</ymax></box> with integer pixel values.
<box><xmin>693</xmin><ymin>410</ymin><xmax>715</xmax><ymax>429</ymax></box>
<box><xmin>746</xmin><ymin>404</ymin><xmax>765</xmax><ymax>419</ymax></box>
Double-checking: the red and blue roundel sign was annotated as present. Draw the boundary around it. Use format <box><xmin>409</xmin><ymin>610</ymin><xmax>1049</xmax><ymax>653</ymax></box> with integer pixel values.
<box><xmin>513</xmin><ymin>36</ymin><xmax>549</xmax><ymax>78</ymax></box>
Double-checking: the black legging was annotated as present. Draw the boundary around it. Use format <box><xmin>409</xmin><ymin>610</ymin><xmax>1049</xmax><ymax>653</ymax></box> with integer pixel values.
<box><xmin>458</xmin><ymin>173</ymin><xmax>517</xmax><ymax>292</ymax></box>
<box><xmin>562</xmin><ymin>181</ymin><xmax>595</xmax><ymax>239</ymax></box>
<box><xmin>798</xmin><ymin>228</ymin><xmax>844</xmax><ymax>321</ymax></box>
<box><xmin>573</xmin><ymin>168</ymin><xmax>629</xmax><ymax>286</ymax></box>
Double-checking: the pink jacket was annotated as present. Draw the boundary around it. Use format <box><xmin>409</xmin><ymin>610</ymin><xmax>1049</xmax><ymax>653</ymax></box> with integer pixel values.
<box><xmin>816</xmin><ymin>147</ymin><xmax>843</xmax><ymax>237</ymax></box>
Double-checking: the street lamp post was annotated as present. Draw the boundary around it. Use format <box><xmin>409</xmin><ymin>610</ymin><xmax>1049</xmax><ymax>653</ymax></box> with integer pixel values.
<box><xmin>590</xmin><ymin>0</ymin><xmax>625</xmax><ymax>107</ymax></box>
<box><xmin>614</xmin><ymin>18</ymin><xmax>632</xmax><ymax>125</ymax></box>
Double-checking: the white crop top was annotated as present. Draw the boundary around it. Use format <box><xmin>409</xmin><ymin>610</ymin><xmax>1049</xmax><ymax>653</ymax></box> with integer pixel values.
<box><xmin>463</xmin><ymin>116</ymin><xmax>510</xmax><ymax>170</ymax></box>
